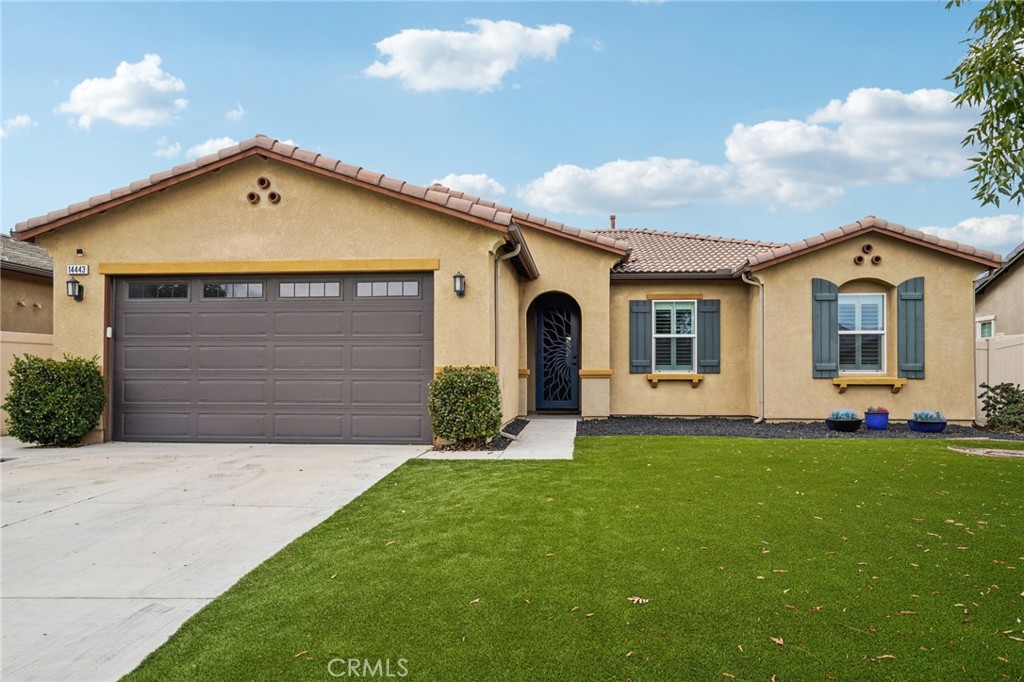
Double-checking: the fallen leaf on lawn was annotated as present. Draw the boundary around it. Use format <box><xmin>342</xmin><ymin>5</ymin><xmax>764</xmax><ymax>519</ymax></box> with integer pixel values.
<box><xmin>899</xmin><ymin>610</ymin><xmax>917</xmax><ymax>615</ymax></box>
<box><xmin>293</xmin><ymin>650</ymin><xmax>308</xmax><ymax>658</ymax></box>
<box><xmin>570</xmin><ymin>606</ymin><xmax>579</xmax><ymax>612</ymax></box>
<box><xmin>927</xmin><ymin>532</ymin><xmax>941</xmax><ymax>538</ymax></box>
<box><xmin>772</xmin><ymin>569</ymin><xmax>788</xmax><ymax>573</ymax></box>
<box><xmin>545</xmin><ymin>553</ymin><xmax>555</xmax><ymax>557</ymax></box>
<box><xmin>385</xmin><ymin>540</ymin><xmax>397</xmax><ymax>546</ymax></box>
<box><xmin>737</xmin><ymin>645</ymin><xmax>744</xmax><ymax>652</ymax></box>
<box><xmin>810</xmin><ymin>605</ymin><xmax>823</xmax><ymax>612</ymax></box>
<box><xmin>627</xmin><ymin>596</ymin><xmax>650</xmax><ymax>604</ymax></box>
<box><xmin>586</xmin><ymin>612</ymin><xmax>595</xmax><ymax>617</ymax></box>
<box><xmin>771</xmin><ymin>675</ymin><xmax>777</xmax><ymax>682</ymax></box>
<box><xmin>330</xmin><ymin>573</ymin><xmax>337</xmax><ymax>580</ymax></box>
<box><xmin>910</xmin><ymin>563</ymin><xmax>919</xmax><ymax>568</ymax></box>
<box><xmin>723</xmin><ymin>674</ymin><xmax>736</xmax><ymax>679</ymax></box>
<box><xmin>469</xmin><ymin>598</ymin><xmax>480</xmax><ymax>604</ymax></box>
<box><xmin>784</xmin><ymin>604</ymin><xmax>797</xmax><ymax>610</ymax></box>
<box><xmin>626</xmin><ymin>651</ymin><xmax>633</xmax><ymax>657</ymax></box>
<box><xmin>873</xmin><ymin>654</ymin><xmax>896</xmax><ymax>661</ymax></box>
<box><xmin>770</xmin><ymin>637</ymin><xmax>784</xmax><ymax>646</ymax></box>
<box><xmin>756</xmin><ymin>575</ymin><xmax>765</xmax><ymax>580</ymax></box>
<box><xmin>1008</xmin><ymin>636</ymin><xmax>1024</xmax><ymax>642</ymax></box>
<box><xmin>783</xmin><ymin>589</ymin><xmax>791</xmax><ymax>594</ymax></box>
<box><xmin>945</xmin><ymin>519</ymin><xmax>956</xmax><ymax>524</ymax></box>
<box><xmin>998</xmin><ymin>656</ymin><xmax>1009</xmax><ymax>663</ymax></box>
<box><xmin>524</xmin><ymin>598</ymin><xmax>531</xmax><ymax>604</ymax></box>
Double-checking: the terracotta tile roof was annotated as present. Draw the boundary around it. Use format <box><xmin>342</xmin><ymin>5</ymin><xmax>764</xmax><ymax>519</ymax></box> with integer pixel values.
<box><xmin>975</xmin><ymin>240</ymin><xmax>1023</xmax><ymax>294</ymax></box>
<box><xmin>1</xmin><ymin>233</ymin><xmax>52</xmax><ymax>275</ymax></box>
<box><xmin>592</xmin><ymin>227</ymin><xmax>784</xmax><ymax>275</ymax></box>
<box><xmin>428</xmin><ymin>184</ymin><xmax>630</xmax><ymax>253</ymax></box>
<box><xmin>747</xmin><ymin>215</ymin><xmax>1002</xmax><ymax>270</ymax></box>
<box><xmin>13</xmin><ymin>135</ymin><xmax>629</xmax><ymax>257</ymax></box>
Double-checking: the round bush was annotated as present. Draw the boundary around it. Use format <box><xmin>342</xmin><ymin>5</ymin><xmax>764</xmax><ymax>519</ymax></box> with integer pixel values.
<box><xmin>428</xmin><ymin>366</ymin><xmax>502</xmax><ymax>446</ymax></box>
<box><xmin>3</xmin><ymin>354</ymin><xmax>106</xmax><ymax>447</ymax></box>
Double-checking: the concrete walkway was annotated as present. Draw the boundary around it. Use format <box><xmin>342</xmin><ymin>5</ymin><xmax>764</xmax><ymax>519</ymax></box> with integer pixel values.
<box><xmin>0</xmin><ymin>438</ymin><xmax>426</xmax><ymax>682</ymax></box>
<box><xmin>418</xmin><ymin>415</ymin><xmax>577</xmax><ymax>460</ymax></box>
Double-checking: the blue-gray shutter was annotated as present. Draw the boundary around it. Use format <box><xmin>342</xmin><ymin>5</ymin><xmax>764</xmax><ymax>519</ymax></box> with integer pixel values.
<box><xmin>629</xmin><ymin>300</ymin><xmax>652</xmax><ymax>374</ymax></box>
<box><xmin>897</xmin><ymin>277</ymin><xmax>925</xmax><ymax>379</ymax></box>
<box><xmin>812</xmin><ymin>278</ymin><xmax>839</xmax><ymax>378</ymax></box>
<box><xmin>697</xmin><ymin>299</ymin><xmax>721</xmax><ymax>374</ymax></box>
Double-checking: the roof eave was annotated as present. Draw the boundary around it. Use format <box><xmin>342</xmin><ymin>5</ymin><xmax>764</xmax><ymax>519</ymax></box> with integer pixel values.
<box><xmin>13</xmin><ymin>145</ymin><xmax>516</xmax><ymax>242</ymax></box>
<box><xmin>507</xmin><ymin>222</ymin><xmax>540</xmax><ymax>280</ymax></box>
<box><xmin>0</xmin><ymin>261</ymin><xmax>53</xmax><ymax>278</ymax></box>
<box><xmin>610</xmin><ymin>269</ymin><xmax>738</xmax><ymax>281</ymax></box>
<box><xmin>747</xmin><ymin>226</ymin><xmax>1002</xmax><ymax>272</ymax></box>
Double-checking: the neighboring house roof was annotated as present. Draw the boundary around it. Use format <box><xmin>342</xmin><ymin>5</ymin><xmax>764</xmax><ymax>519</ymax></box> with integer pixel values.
<box><xmin>0</xmin><ymin>233</ymin><xmax>52</xmax><ymax>278</ymax></box>
<box><xmin>593</xmin><ymin>228</ymin><xmax>785</xmax><ymax>277</ymax></box>
<box><xmin>975</xmin><ymin>241</ymin><xmax>1024</xmax><ymax>295</ymax></box>
<box><xmin>746</xmin><ymin>215</ymin><xmax>1001</xmax><ymax>271</ymax></box>
<box><xmin>12</xmin><ymin>135</ymin><xmax>630</xmax><ymax>274</ymax></box>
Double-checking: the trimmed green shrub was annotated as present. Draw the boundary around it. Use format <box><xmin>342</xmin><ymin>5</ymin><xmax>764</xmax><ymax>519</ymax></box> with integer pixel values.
<box><xmin>979</xmin><ymin>382</ymin><xmax>1024</xmax><ymax>433</ymax></box>
<box><xmin>428</xmin><ymin>366</ymin><xmax>502</xmax><ymax>446</ymax></box>
<box><xmin>2</xmin><ymin>354</ymin><xmax>106</xmax><ymax>447</ymax></box>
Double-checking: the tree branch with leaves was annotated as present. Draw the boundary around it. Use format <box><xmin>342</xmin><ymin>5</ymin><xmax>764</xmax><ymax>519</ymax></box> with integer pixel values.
<box><xmin>946</xmin><ymin>0</ymin><xmax>1024</xmax><ymax>207</ymax></box>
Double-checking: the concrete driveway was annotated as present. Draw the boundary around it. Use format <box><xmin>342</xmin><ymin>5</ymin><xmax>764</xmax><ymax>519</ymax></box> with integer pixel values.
<box><xmin>1</xmin><ymin>437</ymin><xmax>426</xmax><ymax>682</ymax></box>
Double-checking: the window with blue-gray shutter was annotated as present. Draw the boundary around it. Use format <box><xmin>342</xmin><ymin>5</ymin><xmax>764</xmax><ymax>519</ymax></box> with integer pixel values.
<box><xmin>897</xmin><ymin>277</ymin><xmax>925</xmax><ymax>379</ymax></box>
<box><xmin>697</xmin><ymin>299</ymin><xmax>721</xmax><ymax>374</ymax></box>
<box><xmin>630</xmin><ymin>299</ymin><xmax>720</xmax><ymax>374</ymax></box>
<box><xmin>811</xmin><ymin>278</ymin><xmax>839</xmax><ymax>378</ymax></box>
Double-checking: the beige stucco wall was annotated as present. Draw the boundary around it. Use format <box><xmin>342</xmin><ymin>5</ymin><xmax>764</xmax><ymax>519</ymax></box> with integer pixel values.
<box><xmin>609</xmin><ymin>280</ymin><xmax>757</xmax><ymax>416</ymax></box>
<box><xmin>976</xmin><ymin>263</ymin><xmax>1024</xmax><ymax>336</ymax></box>
<box><xmin>517</xmin><ymin>227</ymin><xmax>622</xmax><ymax>417</ymax></box>
<box><xmin>755</xmin><ymin>233</ymin><xmax>986</xmax><ymax>423</ymax></box>
<box><xmin>33</xmin><ymin>157</ymin><xmax>523</xmax><ymax>438</ymax></box>
<box><xmin>496</xmin><ymin>249</ymin><xmax>522</xmax><ymax>422</ymax></box>
<box><xmin>1</xmin><ymin>330</ymin><xmax>54</xmax><ymax>435</ymax></box>
<box><xmin>1</xmin><ymin>271</ymin><xmax>53</xmax><ymax>334</ymax></box>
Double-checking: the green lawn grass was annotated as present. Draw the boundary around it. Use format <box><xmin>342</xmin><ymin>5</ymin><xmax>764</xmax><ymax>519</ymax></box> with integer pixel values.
<box><xmin>123</xmin><ymin>437</ymin><xmax>1023</xmax><ymax>681</ymax></box>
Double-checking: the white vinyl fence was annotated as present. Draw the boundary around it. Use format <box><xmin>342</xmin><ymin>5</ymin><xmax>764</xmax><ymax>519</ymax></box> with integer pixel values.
<box><xmin>975</xmin><ymin>334</ymin><xmax>1024</xmax><ymax>424</ymax></box>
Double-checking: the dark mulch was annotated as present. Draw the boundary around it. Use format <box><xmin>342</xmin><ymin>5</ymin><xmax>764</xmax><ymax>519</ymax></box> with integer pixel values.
<box><xmin>432</xmin><ymin>419</ymin><xmax>531</xmax><ymax>451</ymax></box>
<box><xmin>576</xmin><ymin>416</ymin><xmax>1024</xmax><ymax>441</ymax></box>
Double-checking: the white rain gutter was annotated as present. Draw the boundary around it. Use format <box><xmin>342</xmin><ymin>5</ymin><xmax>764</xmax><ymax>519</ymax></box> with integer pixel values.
<box><xmin>741</xmin><ymin>271</ymin><xmax>766</xmax><ymax>423</ymax></box>
<box><xmin>494</xmin><ymin>240</ymin><xmax>522</xmax><ymax>440</ymax></box>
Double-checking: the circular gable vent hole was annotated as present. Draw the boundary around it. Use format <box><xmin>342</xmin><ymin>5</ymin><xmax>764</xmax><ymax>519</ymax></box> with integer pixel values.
<box><xmin>256</xmin><ymin>176</ymin><xmax>271</xmax><ymax>189</ymax></box>
<box><xmin>862</xmin><ymin>244</ymin><xmax>873</xmax><ymax>254</ymax></box>
<box><xmin>246</xmin><ymin>191</ymin><xmax>260</xmax><ymax>204</ymax></box>
<box><xmin>871</xmin><ymin>255</ymin><xmax>882</xmax><ymax>265</ymax></box>
<box><xmin>268</xmin><ymin>191</ymin><xmax>281</xmax><ymax>204</ymax></box>
<box><xmin>854</xmin><ymin>255</ymin><xmax>865</xmax><ymax>265</ymax></box>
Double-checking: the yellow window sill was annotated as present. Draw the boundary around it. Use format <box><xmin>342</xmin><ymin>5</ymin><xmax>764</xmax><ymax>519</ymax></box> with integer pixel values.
<box><xmin>832</xmin><ymin>376</ymin><xmax>908</xmax><ymax>394</ymax></box>
<box><xmin>646</xmin><ymin>373</ymin><xmax>704</xmax><ymax>388</ymax></box>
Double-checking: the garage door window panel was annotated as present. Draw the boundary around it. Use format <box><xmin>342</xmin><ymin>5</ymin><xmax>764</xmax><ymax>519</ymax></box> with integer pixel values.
<box><xmin>279</xmin><ymin>281</ymin><xmax>342</xmax><ymax>299</ymax></box>
<box><xmin>202</xmin><ymin>282</ymin><xmax>265</xmax><ymax>299</ymax></box>
<box><xmin>128</xmin><ymin>282</ymin><xmax>189</xmax><ymax>300</ymax></box>
<box><xmin>356</xmin><ymin>280</ymin><xmax>420</xmax><ymax>298</ymax></box>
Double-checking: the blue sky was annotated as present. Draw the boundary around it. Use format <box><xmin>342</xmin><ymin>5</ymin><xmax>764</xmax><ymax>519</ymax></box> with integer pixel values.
<box><xmin>3</xmin><ymin>1</ymin><xmax>1022</xmax><ymax>254</ymax></box>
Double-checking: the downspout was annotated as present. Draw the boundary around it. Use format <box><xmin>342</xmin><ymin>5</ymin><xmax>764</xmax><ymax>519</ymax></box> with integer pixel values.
<box><xmin>741</xmin><ymin>271</ymin><xmax>766</xmax><ymax>423</ymax></box>
<box><xmin>495</xmin><ymin>239</ymin><xmax>522</xmax><ymax>440</ymax></box>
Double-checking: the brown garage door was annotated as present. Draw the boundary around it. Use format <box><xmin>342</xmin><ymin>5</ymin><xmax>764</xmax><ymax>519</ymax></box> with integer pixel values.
<box><xmin>112</xmin><ymin>274</ymin><xmax>433</xmax><ymax>443</ymax></box>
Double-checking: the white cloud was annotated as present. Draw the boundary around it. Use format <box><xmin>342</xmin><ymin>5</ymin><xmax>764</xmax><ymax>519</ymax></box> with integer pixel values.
<box><xmin>727</xmin><ymin>88</ymin><xmax>976</xmax><ymax>209</ymax></box>
<box><xmin>225</xmin><ymin>103</ymin><xmax>244</xmax><ymax>121</ymax></box>
<box><xmin>521</xmin><ymin>88</ymin><xmax>976</xmax><ymax>214</ymax></box>
<box><xmin>520</xmin><ymin>157</ymin><xmax>734</xmax><ymax>214</ymax></box>
<box><xmin>919</xmin><ymin>215</ymin><xmax>1024</xmax><ymax>253</ymax></box>
<box><xmin>153</xmin><ymin>137</ymin><xmax>181</xmax><ymax>158</ymax></box>
<box><xmin>186</xmin><ymin>136</ymin><xmax>237</xmax><ymax>159</ymax></box>
<box><xmin>56</xmin><ymin>54</ymin><xmax>188</xmax><ymax>129</ymax></box>
<box><xmin>0</xmin><ymin>114</ymin><xmax>36</xmax><ymax>138</ymax></box>
<box><xmin>365</xmin><ymin>19</ymin><xmax>572</xmax><ymax>93</ymax></box>
<box><xmin>433</xmin><ymin>173</ymin><xmax>506</xmax><ymax>199</ymax></box>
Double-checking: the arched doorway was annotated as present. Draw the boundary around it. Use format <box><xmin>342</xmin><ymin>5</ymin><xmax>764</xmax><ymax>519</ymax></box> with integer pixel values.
<box><xmin>531</xmin><ymin>292</ymin><xmax>581</xmax><ymax>411</ymax></box>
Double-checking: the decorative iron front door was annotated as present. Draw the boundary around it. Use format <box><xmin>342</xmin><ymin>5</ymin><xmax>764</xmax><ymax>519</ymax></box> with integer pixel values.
<box><xmin>535</xmin><ymin>302</ymin><xmax>580</xmax><ymax>410</ymax></box>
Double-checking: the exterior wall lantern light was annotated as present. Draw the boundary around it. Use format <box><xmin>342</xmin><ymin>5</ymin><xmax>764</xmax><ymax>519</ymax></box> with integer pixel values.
<box><xmin>66</xmin><ymin>276</ymin><xmax>84</xmax><ymax>302</ymax></box>
<box><xmin>453</xmin><ymin>272</ymin><xmax>466</xmax><ymax>298</ymax></box>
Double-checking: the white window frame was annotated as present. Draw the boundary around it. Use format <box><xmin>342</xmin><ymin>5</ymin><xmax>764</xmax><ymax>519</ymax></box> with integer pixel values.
<box><xmin>837</xmin><ymin>292</ymin><xmax>886</xmax><ymax>374</ymax></box>
<box><xmin>976</xmin><ymin>315</ymin><xmax>995</xmax><ymax>339</ymax></box>
<box><xmin>651</xmin><ymin>299</ymin><xmax>697</xmax><ymax>373</ymax></box>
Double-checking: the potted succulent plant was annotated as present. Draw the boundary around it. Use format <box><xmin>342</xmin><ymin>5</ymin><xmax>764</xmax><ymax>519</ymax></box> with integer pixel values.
<box><xmin>908</xmin><ymin>410</ymin><xmax>947</xmax><ymax>433</ymax></box>
<box><xmin>825</xmin><ymin>409</ymin><xmax>862</xmax><ymax>432</ymax></box>
<box><xmin>864</xmin><ymin>406</ymin><xmax>889</xmax><ymax>430</ymax></box>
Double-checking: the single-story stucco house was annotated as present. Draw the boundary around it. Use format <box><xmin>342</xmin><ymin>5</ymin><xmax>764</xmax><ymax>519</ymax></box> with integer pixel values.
<box><xmin>975</xmin><ymin>241</ymin><xmax>1024</xmax><ymax>338</ymax></box>
<box><xmin>12</xmin><ymin>135</ymin><xmax>1002</xmax><ymax>444</ymax></box>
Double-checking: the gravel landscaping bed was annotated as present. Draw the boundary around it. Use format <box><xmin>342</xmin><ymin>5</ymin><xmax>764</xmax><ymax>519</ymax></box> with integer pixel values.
<box><xmin>576</xmin><ymin>416</ymin><xmax>1024</xmax><ymax>441</ymax></box>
